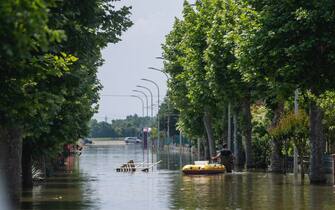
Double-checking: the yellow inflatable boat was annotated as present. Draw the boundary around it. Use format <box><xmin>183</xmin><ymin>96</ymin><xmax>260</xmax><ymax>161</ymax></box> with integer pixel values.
<box><xmin>182</xmin><ymin>161</ymin><xmax>225</xmax><ymax>175</ymax></box>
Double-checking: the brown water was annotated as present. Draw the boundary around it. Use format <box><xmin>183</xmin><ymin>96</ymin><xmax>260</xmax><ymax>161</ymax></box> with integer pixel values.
<box><xmin>20</xmin><ymin>144</ymin><xmax>335</xmax><ymax>210</ymax></box>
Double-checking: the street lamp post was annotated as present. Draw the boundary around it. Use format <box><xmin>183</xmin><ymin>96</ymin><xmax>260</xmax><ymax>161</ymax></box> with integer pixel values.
<box><xmin>136</xmin><ymin>85</ymin><xmax>154</xmax><ymax>118</ymax></box>
<box><xmin>148</xmin><ymin>67</ymin><xmax>171</xmax><ymax>143</ymax></box>
<box><xmin>148</xmin><ymin>67</ymin><xmax>169</xmax><ymax>79</ymax></box>
<box><xmin>142</xmin><ymin>78</ymin><xmax>160</xmax><ymax>150</ymax></box>
<box><xmin>132</xmin><ymin>90</ymin><xmax>149</xmax><ymax>117</ymax></box>
<box><xmin>130</xmin><ymin>95</ymin><xmax>145</xmax><ymax>117</ymax></box>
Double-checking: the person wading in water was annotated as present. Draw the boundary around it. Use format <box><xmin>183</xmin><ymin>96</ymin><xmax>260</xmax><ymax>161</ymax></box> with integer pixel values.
<box><xmin>211</xmin><ymin>143</ymin><xmax>234</xmax><ymax>173</ymax></box>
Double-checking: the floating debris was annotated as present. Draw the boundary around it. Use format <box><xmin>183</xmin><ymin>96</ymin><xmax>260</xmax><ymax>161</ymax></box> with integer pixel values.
<box><xmin>116</xmin><ymin>160</ymin><xmax>162</xmax><ymax>172</ymax></box>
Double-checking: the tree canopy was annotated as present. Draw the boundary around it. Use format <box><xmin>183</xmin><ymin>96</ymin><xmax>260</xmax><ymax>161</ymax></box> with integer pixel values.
<box><xmin>161</xmin><ymin>0</ymin><xmax>335</xmax><ymax>183</ymax></box>
<box><xmin>0</xmin><ymin>0</ymin><xmax>132</xmax><ymax>204</ymax></box>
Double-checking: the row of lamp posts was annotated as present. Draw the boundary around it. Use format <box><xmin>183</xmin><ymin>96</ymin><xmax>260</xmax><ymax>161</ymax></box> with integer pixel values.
<box><xmin>131</xmin><ymin>65</ymin><xmax>169</xmax><ymax>151</ymax></box>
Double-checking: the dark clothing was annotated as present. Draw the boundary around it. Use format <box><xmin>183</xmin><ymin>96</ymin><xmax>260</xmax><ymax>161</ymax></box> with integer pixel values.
<box><xmin>219</xmin><ymin>149</ymin><xmax>234</xmax><ymax>173</ymax></box>
<box><xmin>220</xmin><ymin>149</ymin><xmax>232</xmax><ymax>157</ymax></box>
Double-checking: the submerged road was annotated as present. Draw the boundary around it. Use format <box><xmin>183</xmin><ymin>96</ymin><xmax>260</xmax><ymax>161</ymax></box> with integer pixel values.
<box><xmin>21</xmin><ymin>144</ymin><xmax>335</xmax><ymax>210</ymax></box>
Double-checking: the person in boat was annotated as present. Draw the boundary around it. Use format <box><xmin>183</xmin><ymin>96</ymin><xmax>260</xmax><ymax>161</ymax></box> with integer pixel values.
<box><xmin>211</xmin><ymin>143</ymin><xmax>234</xmax><ymax>173</ymax></box>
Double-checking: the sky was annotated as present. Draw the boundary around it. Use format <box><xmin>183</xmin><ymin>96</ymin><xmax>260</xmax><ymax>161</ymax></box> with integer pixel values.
<box><xmin>94</xmin><ymin>0</ymin><xmax>187</xmax><ymax>122</ymax></box>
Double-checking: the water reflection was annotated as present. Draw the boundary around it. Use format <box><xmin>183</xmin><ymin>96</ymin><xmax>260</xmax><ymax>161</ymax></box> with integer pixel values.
<box><xmin>169</xmin><ymin>172</ymin><xmax>335</xmax><ymax>210</ymax></box>
<box><xmin>20</xmin><ymin>145</ymin><xmax>335</xmax><ymax>210</ymax></box>
<box><xmin>20</xmin><ymin>156</ymin><xmax>95</xmax><ymax>210</ymax></box>
<box><xmin>158</xmin><ymin>149</ymin><xmax>192</xmax><ymax>171</ymax></box>
<box><xmin>0</xmin><ymin>174</ymin><xmax>10</xmax><ymax>210</ymax></box>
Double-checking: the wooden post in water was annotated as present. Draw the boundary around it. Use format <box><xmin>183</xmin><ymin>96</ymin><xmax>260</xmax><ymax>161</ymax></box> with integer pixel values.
<box><xmin>333</xmin><ymin>154</ymin><xmax>335</xmax><ymax>185</ymax></box>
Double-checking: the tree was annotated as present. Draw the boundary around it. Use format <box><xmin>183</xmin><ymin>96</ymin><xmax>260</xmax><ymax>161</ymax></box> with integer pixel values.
<box><xmin>318</xmin><ymin>91</ymin><xmax>335</xmax><ymax>153</ymax></box>
<box><xmin>251</xmin><ymin>104</ymin><xmax>272</xmax><ymax>168</ymax></box>
<box><xmin>163</xmin><ymin>0</ymin><xmax>258</xmax><ymax>163</ymax></box>
<box><xmin>0</xmin><ymin>0</ymin><xmax>132</xmax><ymax>205</ymax></box>
<box><xmin>22</xmin><ymin>0</ymin><xmax>132</xmax><ymax>187</ymax></box>
<box><xmin>179</xmin><ymin>0</ymin><xmax>226</xmax><ymax>157</ymax></box>
<box><xmin>90</xmin><ymin>115</ymin><xmax>155</xmax><ymax>138</ymax></box>
<box><xmin>157</xmin><ymin>98</ymin><xmax>179</xmax><ymax>138</ymax></box>
<box><xmin>250</xmin><ymin>0</ymin><xmax>335</xmax><ymax>183</ymax></box>
<box><xmin>0</xmin><ymin>0</ymin><xmax>72</xmax><ymax>205</ymax></box>
<box><xmin>204</xmin><ymin>0</ymin><xmax>260</xmax><ymax>168</ymax></box>
<box><xmin>162</xmin><ymin>17</ymin><xmax>206</xmax><ymax>151</ymax></box>
<box><xmin>89</xmin><ymin>120</ymin><xmax>117</xmax><ymax>137</ymax></box>
<box><xmin>269</xmin><ymin>110</ymin><xmax>309</xmax><ymax>179</ymax></box>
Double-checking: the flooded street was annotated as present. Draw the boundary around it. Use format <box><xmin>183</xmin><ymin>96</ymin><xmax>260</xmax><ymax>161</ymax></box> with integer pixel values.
<box><xmin>20</xmin><ymin>144</ymin><xmax>335</xmax><ymax>210</ymax></box>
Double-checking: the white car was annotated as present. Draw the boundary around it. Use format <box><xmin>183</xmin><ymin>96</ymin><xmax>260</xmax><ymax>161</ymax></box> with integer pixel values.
<box><xmin>124</xmin><ymin>137</ymin><xmax>142</xmax><ymax>144</ymax></box>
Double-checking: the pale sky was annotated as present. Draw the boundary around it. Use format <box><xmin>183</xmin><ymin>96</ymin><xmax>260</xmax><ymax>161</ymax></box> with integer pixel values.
<box><xmin>94</xmin><ymin>0</ymin><xmax>186</xmax><ymax>121</ymax></box>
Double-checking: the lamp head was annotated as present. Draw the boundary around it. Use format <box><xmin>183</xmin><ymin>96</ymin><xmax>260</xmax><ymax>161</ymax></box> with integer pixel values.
<box><xmin>148</xmin><ymin>67</ymin><xmax>161</xmax><ymax>71</ymax></box>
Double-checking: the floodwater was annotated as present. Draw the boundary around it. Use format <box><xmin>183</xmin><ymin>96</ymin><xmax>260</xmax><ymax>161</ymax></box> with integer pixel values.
<box><xmin>20</xmin><ymin>144</ymin><xmax>335</xmax><ymax>210</ymax></box>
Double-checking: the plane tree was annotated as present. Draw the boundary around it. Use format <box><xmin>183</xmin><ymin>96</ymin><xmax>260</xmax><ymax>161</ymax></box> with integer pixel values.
<box><xmin>22</xmin><ymin>0</ymin><xmax>132</xmax><ymax>188</ymax></box>
<box><xmin>0</xmin><ymin>0</ymin><xmax>74</xmax><ymax>204</ymax></box>
<box><xmin>0</xmin><ymin>0</ymin><xmax>132</xmax><ymax>205</ymax></box>
<box><xmin>162</xmin><ymin>18</ymin><xmax>206</xmax><ymax>149</ymax></box>
<box><xmin>249</xmin><ymin>0</ymin><xmax>335</xmax><ymax>183</ymax></box>
<box><xmin>205</xmin><ymin>0</ymin><xmax>259</xmax><ymax>168</ymax></box>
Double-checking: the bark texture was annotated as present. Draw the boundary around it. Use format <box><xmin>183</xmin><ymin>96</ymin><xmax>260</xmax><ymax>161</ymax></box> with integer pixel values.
<box><xmin>227</xmin><ymin>103</ymin><xmax>232</xmax><ymax>150</ymax></box>
<box><xmin>197</xmin><ymin>138</ymin><xmax>201</xmax><ymax>160</ymax></box>
<box><xmin>233</xmin><ymin>114</ymin><xmax>239</xmax><ymax>166</ymax></box>
<box><xmin>203</xmin><ymin>109</ymin><xmax>216</xmax><ymax>157</ymax></box>
<box><xmin>242</xmin><ymin>95</ymin><xmax>254</xmax><ymax>168</ymax></box>
<box><xmin>202</xmin><ymin>137</ymin><xmax>210</xmax><ymax>160</ymax></box>
<box><xmin>309</xmin><ymin>101</ymin><xmax>326</xmax><ymax>184</ymax></box>
<box><xmin>0</xmin><ymin>126</ymin><xmax>22</xmax><ymax>209</ymax></box>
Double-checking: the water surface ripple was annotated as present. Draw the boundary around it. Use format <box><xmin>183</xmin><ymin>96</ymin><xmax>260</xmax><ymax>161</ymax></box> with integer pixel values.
<box><xmin>20</xmin><ymin>144</ymin><xmax>335</xmax><ymax>210</ymax></box>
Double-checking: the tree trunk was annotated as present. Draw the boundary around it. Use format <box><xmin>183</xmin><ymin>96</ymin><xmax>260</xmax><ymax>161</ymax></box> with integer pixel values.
<box><xmin>270</xmin><ymin>102</ymin><xmax>284</xmax><ymax>173</ymax></box>
<box><xmin>220</xmin><ymin>109</ymin><xmax>226</xmax><ymax>146</ymax></box>
<box><xmin>22</xmin><ymin>140</ymin><xmax>33</xmax><ymax>188</ymax></box>
<box><xmin>227</xmin><ymin>103</ymin><xmax>232</xmax><ymax>150</ymax></box>
<box><xmin>197</xmin><ymin>138</ymin><xmax>201</xmax><ymax>160</ymax></box>
<box><xmin>309</xmin><ymin>101</ymin><xmax>326</xmax><ymax>184</ymax></box>
<box><xmin>233</xmin><ymin>113</ymin><xmax>241</xmax><ymax>166</ymax></box>
<box><xmin>299</xmin><ymin>155</ymin><xmax>305</xmax><ymax>181</ymax></box>
<box><xmin>203</xmin><ymin>137</ymin><xmax>210</xmax><ymax>160</ymax></box>
<box><xmin>242</xmin><ymin>94</ymin><xmax>254</xmax><ymax>168</ymax></box>
<box><xmin>203</xmin><ymin>109</ymin><xmax>216</xmax><ymax>157</ymax></box>
<box><xmin>0</xmin><ymin>126</ymin><xmax>22</xmax><ymax>209</ymax></box>
<box><xmin>220</xmin><ymin>114</ymin><xmax>228</xmax><ymax>146</ymax></box>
